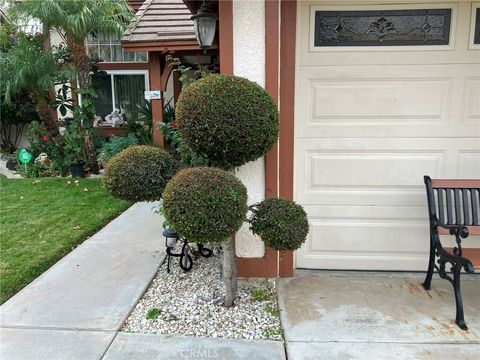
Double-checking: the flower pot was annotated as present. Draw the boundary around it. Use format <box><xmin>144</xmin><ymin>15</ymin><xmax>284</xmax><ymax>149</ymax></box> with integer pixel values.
<box><xmin>70</xmin><ymin>163</ymin><xmax>85</xmax><ymax>178</ymax></box>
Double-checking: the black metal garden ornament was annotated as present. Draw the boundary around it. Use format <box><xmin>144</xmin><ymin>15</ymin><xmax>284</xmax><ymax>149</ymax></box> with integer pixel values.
<box><xmin>162</xmin><ymin>228</ymin><xmax>212</xmax><ymax>273</ymax></box>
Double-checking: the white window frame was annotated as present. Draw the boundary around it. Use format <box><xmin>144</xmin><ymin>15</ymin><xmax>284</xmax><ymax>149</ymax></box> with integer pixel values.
<box><xmin>85</xmin><ymin>34</ymin><xmax>148</xmax><ymax>63</ymax></box>
<box><xmin>309</xmin><ymin>3</ymin><xmax>458</xmax><ymax>52</ymax></box>
<box><xmin>102</xmin><ymin>70</ymin><xmax>149</xmax><ymax>115</ymax></box>
<box><xmin>80</xmin><ymin>70</ymin><xmax>150</xmax><ymax>117</ymax></box>
<box><xmin>469</xmin><ymin>2</ymin><xmax>480</xmax><ymax>50</ymax></box>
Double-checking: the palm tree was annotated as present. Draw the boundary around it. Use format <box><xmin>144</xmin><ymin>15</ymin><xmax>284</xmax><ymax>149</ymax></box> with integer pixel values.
<box><xmin>11</xmin><ymin>0</ymin><xmax>133</xmax><ymax>172</ymax></box>
<box><xmin>1</xmin><ymin>33</ymin><xmax>71</xmax><ymax>138</ymax></box>
<box><xmin>11</xmin><ymin>0</ymin><xmax>133</xmax><ymax>91</ymax></box>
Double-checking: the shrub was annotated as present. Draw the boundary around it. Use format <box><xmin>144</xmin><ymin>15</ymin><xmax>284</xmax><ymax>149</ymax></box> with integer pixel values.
<box><xmin>162</xmin><ymin>167</ymin><xmax>248</xmax><ymax>244</ymax></box>
<box><xmin>99</xmin><ymin>133</ymin><xmax>138</xmax><ymax>165</ymax></box>
<box><xmin>175</xmin><ymin>75</ymin><xmax>279</xmax><ymax>169</ymax></box>
<box><xmin>159</xmin><ymin>120</ymin><xmax>208</xmax><ymax>167</ymax></box>
<box><xmin>63</xmin><ymin>122</ymin><xmax>87</xmax><ymax>166</ymax></box>
<box><xmin>103</xmin><ymin>145</ymin><xmax>177</xmax><ymax>202</ymax></box>
<box><xmin>0</xmin><ymin>89</ymin><xmax>38</xmax><ymax>153</ymax></box>
<box><xmin>125</xmin><ymin>102</ymin><xmax>153</xmax><ymax>145</ymax></box>
<box><xmin>25</xmin><ymin>121</ymin><xmax>68</xmax><ymax>175</ymax></box>
<box><xmin>249</xmin><ymin>198</ymin><xmax>309</xmax><ymax>251</ymax></box>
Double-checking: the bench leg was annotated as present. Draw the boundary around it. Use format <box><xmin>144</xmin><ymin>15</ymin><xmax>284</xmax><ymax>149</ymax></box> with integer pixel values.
<box><xmin>422</xmin><ymin>235</ymin><xmax>435</xmax><ymax>291</ymax></box>
<box><xmin>452</xmin><ymin>264</ymin><xmax>468</xmax><ymax>330</ymax></box>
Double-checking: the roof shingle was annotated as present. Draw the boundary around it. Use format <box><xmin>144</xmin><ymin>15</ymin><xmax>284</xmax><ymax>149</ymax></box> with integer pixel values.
<box><xmin>122</xmin><ymin>0</ymin><xmax>196</xmax><ymax>44</ymax></box>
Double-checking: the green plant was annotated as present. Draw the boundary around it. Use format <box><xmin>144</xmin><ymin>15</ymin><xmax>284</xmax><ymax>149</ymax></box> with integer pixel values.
<box><xmin>264</xmin><ymin>305</ymin><xmax>280</xmax><ymax>318</ymax></box>
<box><xmin>163</xmin><ymin>100</ymin><xmax>175</xmax><ymax>124</ymax></box>
<box><xmin>167</xmin><ymin>55</ymin><xmax>218</xmax><ymax>89</ymax></box>
<box><xmin>51</xmin><ymin>84</ymin><xmax>75</xmax><ymax>118</ymax></box>
<box><xmin>159</xmin><ymin>101</ymin><xmax>207</xmax><ymax>167</ymax></box>
<box><xmin>0</xmin><ymin>89</ymin><xmax>39</xmax><ymax>153</ymax></box>
<box><xmin>248</xmin><ymin>198</ymin><xmax>309</xmax><ymax>251</ymax></box>
<box><xmin>146</xmin><ymin>308</ymin><xmax>162</xmax><ymax>320</ymax></box>
<box><xmin>162</xmin><ymin>167</ymin><xmax>248</xmax><ymax>244</ymax></box>
<box><xmin>159</xmin><ymin>119</ymin><xmax>208</xmax><ymax>167</ymax></box>
<box><xmin>103</xmin><ymin>145</ymin><xmax>177</xmax><ymax>202</ymax></box>
<box><xmin>252</xmin><ymin>288</ymin><xmax>271</xmax><ymax>302</ymax></box>
<box><xmin>72</xmin><ymin>88</ymin><xmax>100</xmax><ymax>173</ymax></box>
<box><xmin>20</xmin><ymin>162</ymin><xmax>56</xmax><ymax>178</ymax></box>
<box><xmin>1</xmin><ymin>31</ymin><xmax>71</xmax><ymax>139</ymax></box>
<box><xmin>25</xmin><ymin>122</ymin><xmax>52</xmax><ymax>158</ymax></box>
<box><xmin>175</xmin><ymin>75</ymin><xmax>279</xmax><ymax>169</ymax></box>
<box><xmin>25</xmin><ymin>121</ymin><xmax>69</xmax><ymax>175</ymax></box>
<box><xmin>12</xmin><ymin>0</ymin><xmax>134</xmax><ymax>172</ymax></box>
<box><xmin>63</xmin><ymin>122</ymin><xmax>87</xmax><ymax>166</ymax></box>
<box><xmin>99</xmin><ymin>133</ymin><xmax>138</xmax><ymax>165</ymax></box>
<box><xmin>12</xmin><ymin>0</ymin><xmax>133</xmax><ymax>90</ymax></box>
<box><xmin>124</xmin><ymin>102</ymin><xmax>153</xmax><ymax>145</ymax></box>
<box><xmin>262</xmin><ymin>328</ymin><xmax>283</xmax><ymax>340</ymax></box>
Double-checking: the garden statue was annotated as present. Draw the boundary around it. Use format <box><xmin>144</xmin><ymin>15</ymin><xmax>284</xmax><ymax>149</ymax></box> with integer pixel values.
<box><xmin>104</xmin><ymin>110</ymin><xmax>124</xmax><ymax>127</ymax></box>
<box><xmin>93</xmin><ymin>115</ymin><xmax>102</xmax><ymax>128</ymax></box>
<box><xmin>34</xmin><ymin>152</ymin><xmax>52</xmax><ymax>167</ymax></box>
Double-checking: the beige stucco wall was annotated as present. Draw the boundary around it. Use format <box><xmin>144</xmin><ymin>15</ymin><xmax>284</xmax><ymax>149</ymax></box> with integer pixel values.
<box><xmin>232</xmin><ymin>0</ymin><xmax>266</xmax><ymax>258</ymax></box>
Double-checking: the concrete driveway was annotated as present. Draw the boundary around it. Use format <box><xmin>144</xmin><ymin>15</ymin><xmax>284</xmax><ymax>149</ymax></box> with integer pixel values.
<box><xmin>277</xmin><ymin>271</ymin><xmax>480</xmax><ymax>360</ymax></box>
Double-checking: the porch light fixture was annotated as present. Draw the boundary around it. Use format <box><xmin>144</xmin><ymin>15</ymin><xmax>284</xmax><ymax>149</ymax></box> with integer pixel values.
<box><xmin>191</xmin><ymin>2</ymin><xmax>217</xmax><ymax>53</ymax></box>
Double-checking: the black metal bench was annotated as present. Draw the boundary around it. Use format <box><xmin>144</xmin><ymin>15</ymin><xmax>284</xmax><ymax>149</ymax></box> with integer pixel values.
<box><xmin>423</xmin><ymin>176</ymin><xmax>480</xmax><ymax>330</ymax></box>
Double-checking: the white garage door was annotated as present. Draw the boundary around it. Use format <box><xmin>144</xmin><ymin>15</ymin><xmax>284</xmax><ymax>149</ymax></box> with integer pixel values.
<box><xmin>295</xmin><ymin>1</ymin><xmax>480</xmax><ymax>270</ymax></box>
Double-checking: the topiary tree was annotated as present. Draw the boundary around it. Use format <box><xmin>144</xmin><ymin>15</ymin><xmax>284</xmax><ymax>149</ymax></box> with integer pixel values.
<box><xmin>103</xmin><ymin>145</ymin><xmax>177</xmax><ymax>202</ymax></box>
<box><xmin>162</xmin><ymin>167</ymin><xmax>248</xmax><ymax>307</ymax></box>
<box><xmin>249</xmin><ymin>198</ymin><xmax>309</xmax><ymax>251</ymax></box>
<box><xmin>162</xmin><ymin>167</ymin><xmax>247</xmax><ymax>244</ymax></box>
<box><xmin>172</xmin><ymin>74</ymin><xmax>280</xmax><ymax>307</ymax></box>
<box><xmin>175</xmin><ymin>75</ymin><xmax>279</xmax><ymax>169</ymax></box>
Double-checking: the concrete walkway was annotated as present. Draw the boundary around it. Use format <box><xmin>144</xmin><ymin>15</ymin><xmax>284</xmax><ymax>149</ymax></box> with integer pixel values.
<box><xmin>0</xmin><ymin>202</ymin><xmax>285</xmax><ymax>360</ymax></box>
<box><xmin>277</xmin><ymin>271</ymin><xmax>480</xmax><ymax>360</ymax></box>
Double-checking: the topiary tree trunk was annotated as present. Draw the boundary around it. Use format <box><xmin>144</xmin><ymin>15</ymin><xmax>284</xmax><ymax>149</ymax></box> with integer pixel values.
<box><xmin>222</xmin><ymin>236</ymin><xmax>237</xmax><ymax>307</ymax></box>
<box><xmin>223</xmin><ymin>168</ymin><xmax>239</xmax><ymax>308</ymax></box>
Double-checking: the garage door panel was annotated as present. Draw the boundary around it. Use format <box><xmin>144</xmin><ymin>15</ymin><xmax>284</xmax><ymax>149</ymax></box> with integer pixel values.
<box><xmin>309</xmin><ymin>152</ymin><xmax>443</xmax><ymax>188</ymax></box>
<box><xmin>297</xmin><ymin>205</ymin><xmax>480</xmax><ymax>270</ymax></box>
<box><xmin>306</xmin><ymin>220</ymin><xmax>428</xmax><ymax>254</ymax></box>
<box><xmin>297</xmin><ymin>216</ymin><xmax>429</xmax><ymax>270</ymax></box>
<box><xmin>296</xmin><ymin>138</ymin><xmax>480</xmax><ymax>206</ymax></box>
<box><xmin>302</xmin><ymin>206</ymin><xmax>429</xmax><ymax>259</ymax></box>
<box><xmin>464</xmin><ymin>78</ymin><xmax>480</xmax><ymax>124</ymax></box>
<box><xmin>458</xmin><ymin>151</ymin><xmax>480</xmax><ymax>177</ymax></box>
<box><xmin>310</xmin><ymin>78</ymin><xmax>451</xmax><ymax>122</ymax></box>
<box><xmin>296</xmin><ymin>65</ymin><xmax>480</xmax><ymax>138</ymax></box>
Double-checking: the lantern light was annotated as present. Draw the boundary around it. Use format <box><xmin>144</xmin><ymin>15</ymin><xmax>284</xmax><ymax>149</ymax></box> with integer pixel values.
<box><xmin>191</xmin><ymin>2</ymin><xmax>217</xmax><ymax>54</ymax></box>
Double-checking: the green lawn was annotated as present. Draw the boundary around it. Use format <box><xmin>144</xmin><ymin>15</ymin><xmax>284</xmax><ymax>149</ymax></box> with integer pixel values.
<box><xmin>0</xmin><ymin>176</ymin><xmax>132</xmax><ymax>303</ymax></box>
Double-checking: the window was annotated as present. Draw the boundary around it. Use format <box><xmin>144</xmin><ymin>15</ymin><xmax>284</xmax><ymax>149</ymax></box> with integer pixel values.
<box><xmin>86</xmin><ymin>33</ymin><xmax>147</xmax><ymax>63</ymax></box>
<box><xmin>92</xmin><ymin>71</ymin><xmax>148</xmax><ymax>122</ymax></box>
<box><xmin>314</xmin><ymin>8</ymin><xmax>452</xmax><ymax>47</ymax></box>
<box><xmin>474</xmin><ymin>7</ymin><xmax>480</xmax><ymax>45</ymax></box>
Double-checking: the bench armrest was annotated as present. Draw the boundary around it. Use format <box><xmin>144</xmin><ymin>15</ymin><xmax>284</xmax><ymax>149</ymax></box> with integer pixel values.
<box><xmin>434</xmin><ymin>222</ymin><xmax>469</xmax><ymax>239</ymax></box>
<box><xmin>435</xmin><ymin>245</ymin><xmax>475</xmax><ymax>273</ymax></box>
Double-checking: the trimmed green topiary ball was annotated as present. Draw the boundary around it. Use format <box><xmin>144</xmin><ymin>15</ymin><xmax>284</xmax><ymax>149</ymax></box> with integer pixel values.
<box><xmin>175</xmin><ymin>74</ymin><xmax>279</xmax><ymax>169</ymax></box>
<box><xmin>249</xmin><ymin>198</ymin><xmax>309</xmax><ymax>251</ymax></box>
<box><xmin>103</xmin><ymin>145</ymin><xmax>177</xmax><ymax>202</ymax></box>
<box><xmin>162</xmin><ymin>167</ymin><xmax>248</xmax><ymax>244</ymax></box>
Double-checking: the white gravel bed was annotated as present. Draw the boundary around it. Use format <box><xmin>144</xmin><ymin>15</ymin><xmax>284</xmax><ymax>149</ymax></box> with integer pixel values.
<box><xmin>122</xmin><ymin>243</ymin><xmax>283</xmax><ymax>341</ymax></box>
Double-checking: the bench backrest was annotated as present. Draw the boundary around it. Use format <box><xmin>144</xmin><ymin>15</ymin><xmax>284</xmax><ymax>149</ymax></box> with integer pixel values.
<box><xmin>424</xmin><ymin>176</ymin><xmax>480</xmax><ymax>235</ymax></box>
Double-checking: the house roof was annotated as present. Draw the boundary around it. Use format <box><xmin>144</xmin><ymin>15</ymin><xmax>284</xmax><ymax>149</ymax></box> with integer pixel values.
<box><xmin>122</xmin><ymin>0</ymin><xmax>199</xmax><ymax>50</ymax></box>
